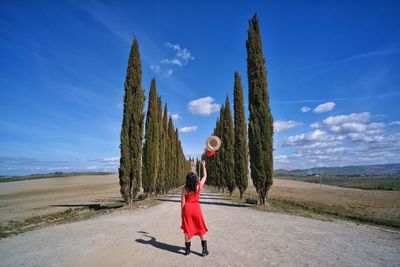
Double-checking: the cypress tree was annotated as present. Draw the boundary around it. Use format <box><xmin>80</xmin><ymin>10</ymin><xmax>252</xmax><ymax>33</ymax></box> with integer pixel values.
<box><xmin>233</xmin><ymin>72</ymin><xmax>248</xmax><ymax>199</ymax></box>
<box><xmin>246</xmin><ymin>14</ymin><xmax>274</xmax><ymax>205</ymax></box>
<box><xmin>156</xmin><ymin>95</ymin><xmax>165</xmax><ymax>195</ymax></box>
<box><xmin>206</xmin><ymin>127</ymin><xmax>217</xmax><ymax>187</ymax></box>
<box><xmin>166</xmin><ymin>116</ymin><xmax>175</xmax><ymax>193</ymax></box>
<box><xmin>174</xmin><ymin>128</ymin><xmax>180</xmax><ymax>188</ymax></box>
<box><xmin>222</xmin><ymin>95</ymin><xmax>235</xmax><ymax>196</ymax></box>
<box><xmin>216</xmin><ymin>106</ymin><xmax>224</xmax><ymax>191</ymax></box>
<box><xmin>119</xmin><ymin>36</ymin><xmax>146</xmax><ymax>206</ymax></box>
<box><xmin>178</xmin><ymin>141</ymin><xmax>186</xmax><ymax>185</ymax></box>
<box><xmin>142</xmin><ymin>79</ymin><xmax>159</xmax><ymax>196</ymax></box>
<box><xmin>162</xmin><ymin>104</ymin><xmax>169</xmax><ymax>193</ymax></box>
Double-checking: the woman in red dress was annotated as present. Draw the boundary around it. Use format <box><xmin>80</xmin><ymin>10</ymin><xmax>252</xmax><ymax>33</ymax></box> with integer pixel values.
<box><xmin>181</xmin><ymin>160</ymin><xmax>209</xmax><ymax>256</ymax></box>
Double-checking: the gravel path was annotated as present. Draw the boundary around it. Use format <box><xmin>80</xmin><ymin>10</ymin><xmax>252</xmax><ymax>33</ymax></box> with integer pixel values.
<box><xmin>1</xmin><ymin>190</ymin><xmax>399</xmax><ymax>267</ymax></box>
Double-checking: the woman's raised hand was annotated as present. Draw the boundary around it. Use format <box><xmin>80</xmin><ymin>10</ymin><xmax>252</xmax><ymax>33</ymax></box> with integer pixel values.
<box><xmin>201</xmin><ymin>160</ymin><xmax>206</xmax><ymax>167</ymax></box>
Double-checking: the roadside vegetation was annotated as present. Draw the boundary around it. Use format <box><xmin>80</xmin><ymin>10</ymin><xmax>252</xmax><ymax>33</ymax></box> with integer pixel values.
<box><xmin>316</xmin><ymin>178</ymin><xmax>400</xmax><ymax>191</ymax></box>
<box><xmin>207</xmin><ymin>178</ymin><xmax>400</xmax><ymax>228</ymax></box>
<box><xmin>0</xmin><ymin>196</ymin><xmax>159</xmax><ymax>239</ymax></box>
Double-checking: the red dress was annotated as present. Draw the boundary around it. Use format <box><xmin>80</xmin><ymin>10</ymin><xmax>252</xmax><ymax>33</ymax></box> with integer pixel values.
<box><xmin>181</xmin><ymin>182</ymin><xmax>208</xmax><ymax>238</ymax></box>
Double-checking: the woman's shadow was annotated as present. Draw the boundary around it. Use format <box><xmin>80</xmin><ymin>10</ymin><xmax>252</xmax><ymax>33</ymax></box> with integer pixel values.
<box><xmin>135</xmin><ymin>233</ymin><xmax>202</xmax><ymax>256</ymax></box>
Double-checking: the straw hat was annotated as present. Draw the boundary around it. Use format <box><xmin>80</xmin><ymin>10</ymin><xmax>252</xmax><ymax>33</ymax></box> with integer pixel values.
<box><xmin>205</xmin><ymin>136</ymin><xmax>221</xmax><ymax>151</ymax></box>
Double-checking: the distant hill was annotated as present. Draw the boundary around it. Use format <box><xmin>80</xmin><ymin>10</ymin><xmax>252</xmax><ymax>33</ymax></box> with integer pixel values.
<box><xmin>274</xmin><ymin>163</ymin><xmax>400</xmax><ymax>177</ymax></box>
<box><xmin>0</xmin><ymin>172</ymin><xmax>115</xmax><ymax>183</ymax></box>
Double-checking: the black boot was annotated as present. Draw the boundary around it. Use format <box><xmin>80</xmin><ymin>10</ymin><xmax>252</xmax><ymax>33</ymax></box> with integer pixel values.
<box><xmin>184</xmin><ymin>242</ymin><xmax>191</xmax><ymax>255</ymax></box>
<box><xmin>201</xmin><ymin>240</ymin><xmax>209</xmax><ymax>256</ymax></box>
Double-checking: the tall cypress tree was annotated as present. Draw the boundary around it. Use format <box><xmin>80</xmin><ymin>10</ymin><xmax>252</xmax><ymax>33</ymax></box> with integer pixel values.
<box><xmin>119</xmin><ymin>36</ymin><xmax>146</xmax><ymax>205</ymax></box>
<box><xmin>162</xmin><ymin>104</ymin><xmax>169</xmax><ymax>193</ymax></box>
<box><xmin>233</xmin><ymin>72</ymin><xmax>248</xmax><ymax>199</ymax></box>
<box><xmin>156</xmin><ymin>95</ymin><xmax>165</xmax><ymax>195</ymax></box>
<box><xmin>222</xmin><ymin>95</ymin><xmax>235</xmax><ymax>196</ymax></box>
<box><xmin>174</xmin><ymin>128</ymin><xmax>180</xmax><ymax>188</ymax></box>
<box><xmin>166</xmin><ymin>116</ymin><xmax>175</xmax><ymax>193</ymax></box>
<box><xmin>142</xmin><ymin>79</ymin><xmax>159</xmax><ymax>196</ymax></box>
<box><xmin>206</xmin><ymin>127</ymin><xmax>217</xmax><ymax>187</ymax></box>
<box><xmin>246</xmin><ymin>14</ymin><xmax>274</xmax><ymax>205</ymax></box>
<box><xmin>216</xmin><ymin>106</ymin><xmax>225</xmax><ymax>191</ymax></box>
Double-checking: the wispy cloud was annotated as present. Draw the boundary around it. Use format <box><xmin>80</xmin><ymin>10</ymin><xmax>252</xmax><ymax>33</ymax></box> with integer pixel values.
<box><xmin>274</xmin><ymin>120</ymin><xmax>302</xmax><ymax>133</ymax></box>
<box><xmin>164</xmin><ymin>42</ymin><xmax>195</xmax><ymax>66</ymax></box>
<box><xmin>389</xmin><ymin>121</ymin><xmax>400</xmax><ymax>126</ymax></box>
<box><xmin>301</xmin><ymin>106</ymin><xmax>311</xmax><ymax>112</ymax></box>
<box><xmin>150</xmin><ymin>65</ymin><xmax>160</xmax><ymax>73</ymax></box>
<box><xmin>309</xmin><ymin>48</ymin><xmax>400</xmax><ymax>68</ymax></box>
<box><xmin>150</xmin><ymin>42</ymin><xmax>194</xmax><ymax>78</ymax></box>
<box><xmin>340</xmin><ymin>48</ymin><xmax>400</xmax><ymax>63</ymax></box>
<box><xmin>271</xmin><ymin>91</ymin><xmax>400</xmax><ymax>105</ymax></box>
<box><xmin>180</xmin><ymin>126</ymin><xmax>197</xmax><ymax>133</ymax></box>
<box><xmin>188</xmin><ymin>96</ymin><xmax>220</xmax><ymax>116</ymax></box>
<box><xmin>313</xmin><ymin>102</ymin><xmax>335</xmax><ymax>113</ymax></box>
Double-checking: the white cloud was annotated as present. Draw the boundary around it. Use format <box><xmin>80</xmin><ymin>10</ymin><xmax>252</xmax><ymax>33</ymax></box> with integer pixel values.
<box><xmin>310</xmin><ymin>122</ymin><xmax>321</xmax><ymax>128</ymax></box>
<box><xmin>283</xmin><ymin>129</ymin><xmax>328</xmax><ymax>146</ymax></box>
<box><xmin>313</xmin><ymin>102</ymin><xmax>336</xmax><ymax>113</ymax></box>
<box><xmin>180</xmin><ymin>126</ymin><xmax>197</xmax><ymax>133</ymax></box>
<box><xmin>275</xmin><ymin>111</ymin><xmax>400</xmax><ymax>169</ymax></box>
<box><xmin>171</xmin><ymin>114</ymin><xmax>181</xmax><ymax>121</ymax></box>
<box><xmin>274</xmin><ymin>155</ymin><xmax>289</xmax><ymax>163</ymax></box>
<box><xmin>103</xmin><ymin>157</ymin><xmax>119</xmax><ymax>162</ymax></box>
<box><xmin>389</xmin><ymin>121</ymin><xmax>400</xmax><ymax>126</ymax></box>
<box><xmin>330</xmin><ymin>122</ymin><xmax>367</xmax><ymax>133</ymax></box>
<box><xmin>188</xmin><ymin>96</ymin><xmax>220</xmax><ymax>116</ymax></box>
<box><xmin>322</xmin><ymin>112</ymin><xmax>370</xmax><ymax>126</ymax></box>
<box><xmin>301</xmin><ymin>106</ymin><xmax>311</xmax><ymax>112</ymax></box>
<box><xmin>274</xmin><ymin>120</ymin><xmax>302</xmax><ymax>133</ymax></box>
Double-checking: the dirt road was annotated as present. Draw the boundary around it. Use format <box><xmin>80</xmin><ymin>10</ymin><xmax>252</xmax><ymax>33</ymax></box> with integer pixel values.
<box><xmin>1</xmin><ymin>190</ymin><xmax>399</xmax><ymax>267</ymax></box>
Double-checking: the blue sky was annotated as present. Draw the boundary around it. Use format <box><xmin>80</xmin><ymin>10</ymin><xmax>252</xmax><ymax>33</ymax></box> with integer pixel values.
<box><xmin>1</xmin><ymin>0</ymin><xmax>400</xmax><ymax>175</ymax></box>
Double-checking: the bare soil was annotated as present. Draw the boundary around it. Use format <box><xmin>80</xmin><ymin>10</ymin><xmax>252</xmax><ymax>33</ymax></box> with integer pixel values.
<box><xmin>1</xmin><ymin>191</ymin><xmax>399</xmax><ymax>266</ymax></box>
<box><xmin>0</xmin><ymin>174</ymin><xmax>120</xmax><ymax>226</ymax></box>
<box><xmin>1</xmin><ymin>175</ymin><xmax>400</xmax><ymax>266</ymax></box>
<box><xmin>268</xmin><ymin>179</ymin><xmax>400</xmax><ymax>226</ymax></box>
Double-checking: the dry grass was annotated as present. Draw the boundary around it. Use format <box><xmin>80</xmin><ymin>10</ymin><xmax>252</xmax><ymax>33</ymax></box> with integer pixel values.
<box><xmin>0</xmin><ymin>174</ymin><xmax>164</xmax><ymax>238</ymax></box>
<box><xmin>210</xmin><ymin>178</ymin><xmax>400</xmax><ymax>228</ymax></box>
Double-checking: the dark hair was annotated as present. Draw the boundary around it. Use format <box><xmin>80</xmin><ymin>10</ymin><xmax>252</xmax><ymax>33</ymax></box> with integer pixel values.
<box><xmin>185</xmin><ymin>172</ymin><xmax>199</xmax><ymax>193</ymax></box>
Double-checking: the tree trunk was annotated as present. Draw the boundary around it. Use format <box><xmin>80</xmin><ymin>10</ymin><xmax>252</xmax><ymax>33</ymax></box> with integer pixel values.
<box><xmin>129</xmin><ymin>175</ymin><xmax>135</xmax><ymax>207</ymax></box>
<box><xmin>259</xmin><ymin>192</ymin><xmax>266</xmax><ymax>205</ymax></box>
<box><xmin>239</xmin><ymin>191</ymin><xmax>243</xmax><ymax>199</ymax></box>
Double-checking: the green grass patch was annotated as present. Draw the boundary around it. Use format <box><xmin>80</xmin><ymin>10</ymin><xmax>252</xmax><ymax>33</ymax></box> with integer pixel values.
<box><xmin>318</xmin><ymin>178</ymin><xmax>400</xmax><ymax>191</ymax></box>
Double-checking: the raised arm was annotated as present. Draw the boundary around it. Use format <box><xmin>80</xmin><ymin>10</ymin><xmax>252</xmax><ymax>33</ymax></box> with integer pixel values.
<box><xmin>199</xmin><ymin>160</ymin><xmax>207</xmax><ymax>188</ymax></box>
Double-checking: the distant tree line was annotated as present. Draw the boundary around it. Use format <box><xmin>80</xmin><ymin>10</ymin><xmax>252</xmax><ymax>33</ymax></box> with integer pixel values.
<box><xmin>119</xmin><ymin>37</ymin><xmax>189</xmax><ymax>205</ymax></box>
<box><xmin>200</xmin><ymin>15</ymin><xmax>274</xmax><ymax>204</ymax></box>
